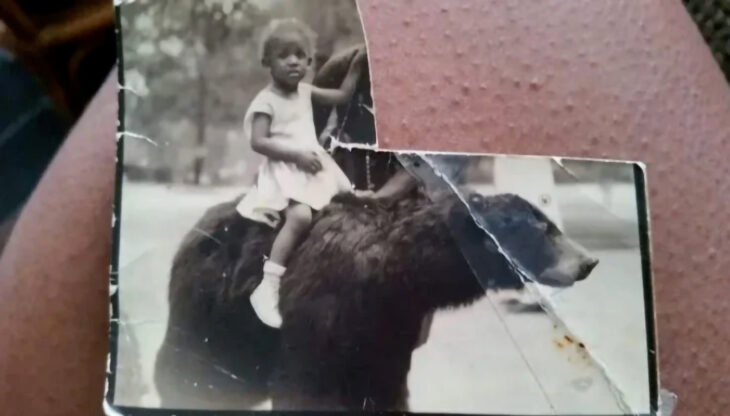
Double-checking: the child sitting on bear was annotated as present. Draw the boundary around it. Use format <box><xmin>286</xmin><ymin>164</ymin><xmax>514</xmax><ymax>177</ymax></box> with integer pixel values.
<box><xmin>237</xmin><ymin>18</ymin><xmax>367</xmax><ymax>327</ymax></box>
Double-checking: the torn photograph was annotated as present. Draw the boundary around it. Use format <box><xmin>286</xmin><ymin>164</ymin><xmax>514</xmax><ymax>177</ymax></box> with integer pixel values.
<box><xmin>110</xmin><ymin>1</ymin><xmax>657</xmax><ymax>415</ymax></box>
<box><xmin>118</xmin><ymin>0</ymin><xmax>374</xmax><ymax>188</ymax></box>
<box><xmin>110</xmin><ymin>147</ymin><xmax>657</xmax><ymax>414</ymax></box>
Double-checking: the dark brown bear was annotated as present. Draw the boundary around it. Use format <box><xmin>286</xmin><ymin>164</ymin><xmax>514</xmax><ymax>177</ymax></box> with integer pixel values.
<box><xmin>154</xmin><ymin>190</ymin><xmax>597</xmax><ymax>411</ymax></box>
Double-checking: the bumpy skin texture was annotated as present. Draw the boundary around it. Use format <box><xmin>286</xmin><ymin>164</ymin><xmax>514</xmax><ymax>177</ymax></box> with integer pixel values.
<box><xmin>358</xmin><ymin>2</ymin><xmax>729</xmax><ymax>414</ymax></box>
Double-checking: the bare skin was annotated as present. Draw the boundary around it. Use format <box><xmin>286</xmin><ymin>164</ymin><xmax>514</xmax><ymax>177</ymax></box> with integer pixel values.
<box><xmin>0</xmin><ymin>72</ymin><xmax>115</xmax><ymax>415</ymax></box>
<box><xmin>372</xmin><ymin>168</ymin><xmax>418</xmax><ymax>200</ymax></box>
<box><xmin>1</xmin><ymin>1</ymin><xmax>729</xmax><ymax>413</ymax></box>
<box><xmin>269</xmin><ymin>203</ymin><xmax>313</xmax><ymax>266</ymax></box>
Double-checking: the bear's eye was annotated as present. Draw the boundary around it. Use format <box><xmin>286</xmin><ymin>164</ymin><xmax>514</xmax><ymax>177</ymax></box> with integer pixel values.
<box><xmin>468</xmin><ymin>194</ymin><xmax>484</xmax><ymax>206</ymax></box>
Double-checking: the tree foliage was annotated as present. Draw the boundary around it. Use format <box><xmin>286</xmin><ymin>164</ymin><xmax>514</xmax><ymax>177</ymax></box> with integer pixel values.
<box><xmin>120</xmin><ymin>0</ymin><xmax>363</xmax><ymax>183</ymax></box>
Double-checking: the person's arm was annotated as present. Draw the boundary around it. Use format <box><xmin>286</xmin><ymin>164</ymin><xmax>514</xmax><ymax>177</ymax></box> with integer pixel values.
<box><xmin>310</xmin><ymin>48</ymin><xmax>367</xmax><ymax>106</ymax></box>
<box><xmin>353</xmin><ymin>166</ymin><xmax>419</xmax><ymax>200</ymax></box>
<box><xmin>250</xmin><ymin>113</ymin><xmax>322</xmax><ymax>174</ymax></box>
<box><xmin>373</xmin><ymin>168</ymin><xmax>419</xmax><ymax>199</ymax></box>
<box><xmin>0</xmin><ymin>72</ymin><xmax>116</xmax><ymax>415</ymax></box>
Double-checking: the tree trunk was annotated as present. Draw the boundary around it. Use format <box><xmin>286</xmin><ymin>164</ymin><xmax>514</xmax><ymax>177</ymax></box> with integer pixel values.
<box><xmin>193</xmin><ymin>68</ymin><xmax>207</xmax><ymax>185</ymax></box>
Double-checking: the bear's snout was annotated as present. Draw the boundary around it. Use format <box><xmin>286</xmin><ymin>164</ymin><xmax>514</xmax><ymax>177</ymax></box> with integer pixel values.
<box><xmin>576</xmin><ymin>257</ymin><xmax>599</xmax><ymax>281</ymax></box>
<box><xmin>537</xmin><ymin>234</ymin><xmax>599</xmax><ymax>287</ymax></box>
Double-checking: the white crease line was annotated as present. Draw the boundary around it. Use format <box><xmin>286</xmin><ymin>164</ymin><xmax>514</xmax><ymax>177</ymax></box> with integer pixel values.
<box><xmin>118</xmin><ymin>83</ymin><xmax>141</xmax><ymax>96</ymax></box>
<box><xmin>192</xmin><ymin>227</ymin><xmax>223</xmax><ymax>245</ymax></box>
<box><xmin>327</xmin><ymin>135</ymin><xmax>378</xmax><ymax>152</ymax></box>
<box><xmin>116</xmin><ymin>131</ymin><xmax>158</xmax><ymax>147</ymax></box>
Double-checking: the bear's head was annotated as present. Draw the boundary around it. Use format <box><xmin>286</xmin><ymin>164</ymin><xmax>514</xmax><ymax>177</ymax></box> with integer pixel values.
<box><xmin>371</xmin><ymin>191</ymin><xmax>599</xmax><ymax>311</ymax></box>
<box><xmin>452</xmin><ymin>193</ymin><xmax>599</xmax><ymax>289</ymax></box>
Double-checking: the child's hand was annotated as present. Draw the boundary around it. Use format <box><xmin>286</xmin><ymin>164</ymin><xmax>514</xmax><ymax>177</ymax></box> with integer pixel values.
<box><xmin>294</xmin><ymin>151</ymin><xmax>322</xmax><ymax>174</ymax></box>
<box><xmin>332</xmin><ymin>189</ymin><xmax>376</xmax><ymax>206</ymax></box>
<box><xmin>352</xmin><ymin>189</ymin><xmax>376</xmax><ymax>199</ymax></box>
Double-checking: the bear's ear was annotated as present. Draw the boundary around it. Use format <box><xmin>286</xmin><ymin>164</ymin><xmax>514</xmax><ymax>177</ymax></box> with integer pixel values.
<box><xmin>535</xmin><ymin>221</ymin><xmax>548</xmax><ymax>232</ymax></box>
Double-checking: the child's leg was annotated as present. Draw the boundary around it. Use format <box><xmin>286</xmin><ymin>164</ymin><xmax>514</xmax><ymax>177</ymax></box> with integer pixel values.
<box><xmin>269</xmin><ymin>203</ymin><xmax>313</xmax><ymax>266</ymax></box>
<box><xmin>251</xmin><ymin>203</ymin><xmax>312</xmax><ymax>328</ymax></box>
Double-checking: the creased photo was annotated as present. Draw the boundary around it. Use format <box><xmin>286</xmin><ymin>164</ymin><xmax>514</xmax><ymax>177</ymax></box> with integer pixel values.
<box><xmin>111</xmin><ymin>150</ymin><xmax>657</xmax><ymax>414</ymax></box>
<box><xmin>110</xmin><ymin>1</ymin><xmax>657</xmax><ymax>415</ymax></box>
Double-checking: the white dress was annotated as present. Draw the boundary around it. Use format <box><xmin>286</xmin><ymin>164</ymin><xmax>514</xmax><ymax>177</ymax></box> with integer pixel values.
<box><xmin>237</xmin><ymin>83</ymin><xmax>352</xmax><ymax>227</ymax></box>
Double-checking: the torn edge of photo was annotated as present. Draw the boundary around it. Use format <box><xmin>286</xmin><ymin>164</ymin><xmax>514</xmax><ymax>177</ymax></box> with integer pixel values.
<box><xmin>108</xmin><ymin>1</ymin><xmax>671</xmax><ymax>415</ymax></box>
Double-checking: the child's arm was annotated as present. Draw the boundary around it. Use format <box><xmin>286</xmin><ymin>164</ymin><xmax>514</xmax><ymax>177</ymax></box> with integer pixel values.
<box><xmin>373</xmin><ymin>168</ymin><xmax>419</xmax><ymax>200</ymax></box>
<box><xmin>310</xmin><ymin>48</ymin><xmax>367</xmax><ymax>106</ymax></box>
<box><xmin>353</xmin><ymin>168</ymin><xmax>419</xmax><ymax>201</ymax></box>
<box><xmin>250</xmin><ymin>113</ymin><xmax>322</xmax><ymax>173</ymax></box>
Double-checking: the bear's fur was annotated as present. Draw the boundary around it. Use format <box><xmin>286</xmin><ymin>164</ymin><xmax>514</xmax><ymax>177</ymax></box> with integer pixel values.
<box><xmin>154</xmin><ymin>190</ymin><xmax>592</xmax><ymax>410</ymax></box>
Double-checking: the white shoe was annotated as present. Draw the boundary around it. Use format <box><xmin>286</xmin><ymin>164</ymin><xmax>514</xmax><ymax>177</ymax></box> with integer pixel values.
<box><xmin>250</xmin><ymin>261</ymin><xmax>285</xmax><ymax>328</ymax></box>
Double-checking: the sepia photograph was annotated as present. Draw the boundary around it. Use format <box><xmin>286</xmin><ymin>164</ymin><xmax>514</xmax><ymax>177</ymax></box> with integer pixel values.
<box><xmin>110</xmin><ymin>1</ymin><xmax>656</xmax><ymax>415</ymax></box>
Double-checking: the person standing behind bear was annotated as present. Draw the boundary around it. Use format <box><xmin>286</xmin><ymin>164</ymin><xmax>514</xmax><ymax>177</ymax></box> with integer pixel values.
<box><xmin>237</xmin><ymin>18</ymin><xmax>367</xmax><ymax>328</ymax></box>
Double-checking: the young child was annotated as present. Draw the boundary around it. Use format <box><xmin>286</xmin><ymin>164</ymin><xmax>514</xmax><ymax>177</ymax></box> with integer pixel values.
<box><xmin>237</xmin><ymin>19</ymin><xmax>367</xmax><ymax>328</ymax></box>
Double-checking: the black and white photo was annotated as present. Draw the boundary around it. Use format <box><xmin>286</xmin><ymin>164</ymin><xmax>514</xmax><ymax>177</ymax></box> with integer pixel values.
<box><xmin>110</xmin><ymin>1</ymin><xmax>657</xmax><ymax>415</ymax></box>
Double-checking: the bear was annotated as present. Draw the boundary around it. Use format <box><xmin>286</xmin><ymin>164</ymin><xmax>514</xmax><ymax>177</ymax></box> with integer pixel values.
<box><xmin>153</xmin><ymin>188</ymin><xmax>598</xmax><ymax>411</ymax></box>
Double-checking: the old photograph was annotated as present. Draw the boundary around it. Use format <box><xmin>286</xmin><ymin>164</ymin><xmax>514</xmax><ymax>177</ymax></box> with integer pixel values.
<box><xmin>119</xmin><ymin>0</ymin><xmax>374</xmax><ymax>188</ymax></box>
<box><xmin>110</xmin><ymin>1</ymin><xmax>656</xmax><ymax>415</ymax></box>
<box><xmin>112</xmin><ymin>146</ymin><xmax>655</xmax><ymax>415</ymax></box>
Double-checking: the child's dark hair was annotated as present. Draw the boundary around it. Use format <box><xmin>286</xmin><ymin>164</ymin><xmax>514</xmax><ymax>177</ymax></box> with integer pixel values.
<box><xmin>259</xmin><ymin>18</ymin><xmax>317</xmax><ymax>63</ymax></box>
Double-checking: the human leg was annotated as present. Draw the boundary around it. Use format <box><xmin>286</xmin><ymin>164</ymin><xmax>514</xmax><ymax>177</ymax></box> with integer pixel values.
<box><xmin>268</xmin><ymin>203</ymin><xmax>313</xmax><ymax>266</ymax></box>
<box><xmin>251</xmin><ymin>203</ymin><xmax>312</xmax><ymax>328</ymax></box>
